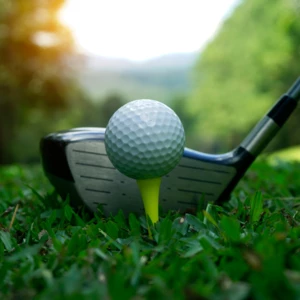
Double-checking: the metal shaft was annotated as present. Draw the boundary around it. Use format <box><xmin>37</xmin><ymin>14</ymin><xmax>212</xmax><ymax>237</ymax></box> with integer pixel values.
<box><xmin>240</xmin><ymin>77</ymin><xmax>300</xmax><ymax>157</ymax></box>
<box><xmin>287</xmin><ymin>77</ymin><xmax>300</xmax><ymax>100</ymax></box>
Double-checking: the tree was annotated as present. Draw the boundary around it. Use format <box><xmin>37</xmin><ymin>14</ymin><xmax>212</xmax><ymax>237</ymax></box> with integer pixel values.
<box><xmin>189</xmin><ymin>0</ymin><xmax>300</xmax><ymax>152</ymax></box>
<box><xmin>78</xmin><ymin>93</ymin><xmax>126</xmax><ymax>128</ymax></box>
<box><xmin>0</xmin><ymin>0</ymin><xmax>77</xmax><ymax>164</ymax></box>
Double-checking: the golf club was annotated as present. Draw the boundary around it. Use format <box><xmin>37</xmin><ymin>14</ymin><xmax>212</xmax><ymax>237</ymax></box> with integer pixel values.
<box><xmin>40</xmin><ymin>77</ymin><xmax>300</xmax><ymax>215</ymax></box>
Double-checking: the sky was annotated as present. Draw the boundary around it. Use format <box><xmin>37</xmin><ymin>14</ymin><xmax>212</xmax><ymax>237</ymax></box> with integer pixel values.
<box><xmin>59</xmin><ymin>0</ymin><xmax>240</xmax><ymax>61</ymax></box>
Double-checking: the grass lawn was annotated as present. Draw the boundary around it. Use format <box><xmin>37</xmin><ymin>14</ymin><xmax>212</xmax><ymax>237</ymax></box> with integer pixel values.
<box><xmin>1</xmin><ymin>159</ymin><xmax>300</xmax><ymax>299</ymax></box>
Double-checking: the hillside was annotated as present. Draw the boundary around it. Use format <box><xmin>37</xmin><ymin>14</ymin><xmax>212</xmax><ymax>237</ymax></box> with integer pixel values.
<box><xmin>77</xmin><ymin>52</ymin><xmax>197</xmax><ymax>102</ymax></box>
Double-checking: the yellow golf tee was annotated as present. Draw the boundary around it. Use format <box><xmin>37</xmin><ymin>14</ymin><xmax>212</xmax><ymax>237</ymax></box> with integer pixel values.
<box><xmin>136</xmin><ymin>177</ymin><xmax>161</xmax><ymax>224</ymax></box>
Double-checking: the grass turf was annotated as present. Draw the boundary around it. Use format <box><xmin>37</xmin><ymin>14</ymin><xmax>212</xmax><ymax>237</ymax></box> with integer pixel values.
<box><xmin>1</xmin><ymin>160</ymin><xmax>300</xmax><ymax>299</ymax></box>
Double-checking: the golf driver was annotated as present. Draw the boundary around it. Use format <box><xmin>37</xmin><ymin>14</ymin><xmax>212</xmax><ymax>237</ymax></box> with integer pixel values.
<box><xmin>40</xmin><ymin>77</ymin><xmax>300</xmax><ymax>215</ymax></box>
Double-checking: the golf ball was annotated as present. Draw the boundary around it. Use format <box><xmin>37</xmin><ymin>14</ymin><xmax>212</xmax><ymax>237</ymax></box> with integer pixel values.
<box><xmin>105</xmin><ymin>99</ymin><xmax>185</xmax><ymax>179</ymax></box>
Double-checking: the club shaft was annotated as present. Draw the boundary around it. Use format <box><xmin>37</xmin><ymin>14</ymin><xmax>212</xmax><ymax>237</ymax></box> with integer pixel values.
<box><xmin>287</xmin><ymin>77</ymin><xmax>300</xmax><ymax>100</ymax></box>
<box><xmin>241</xmin><ymin>77</ymin><xmax>300</xmax><ymax>157</ymax></box>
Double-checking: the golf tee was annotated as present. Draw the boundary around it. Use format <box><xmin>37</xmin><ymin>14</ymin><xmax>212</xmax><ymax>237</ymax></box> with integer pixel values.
<box><xmin>136</xmin><ymin>177</ymin><xmax>161</xmax><ymax>224</ymax></box>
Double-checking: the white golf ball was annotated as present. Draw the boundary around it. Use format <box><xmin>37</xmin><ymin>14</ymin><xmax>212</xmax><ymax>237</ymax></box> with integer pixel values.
<box><xmin>105</xmin><ymin>99</ymin><xmax>185</xmax><ymax>179</ymax></box>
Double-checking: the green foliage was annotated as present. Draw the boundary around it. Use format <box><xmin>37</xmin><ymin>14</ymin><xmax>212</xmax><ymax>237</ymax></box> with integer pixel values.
<box><xmin>189</xmin><ymin>0</ymin><xmax>300</xmax><ymax>151</ymax></box>
<box><xmin>1</xmin><ymin>160</ymin><xmax>300</xmax><ymax>298</ymax></box>
<box><xmin>169</xmin><ymin>94</ymin><xmax>197</xmax><ymax>146</ymax></box>
<box><xmin>249</xmin><ymin>191</ymin><xmax>264</xmax><ymax>223</ymax></box>
<box><xmin>78</xmin><ymin>93</ymin><xmax>126</xmax><ymax>128</ymax></box>
<box><xmin>0</xmin><ymin>0</ymin><xmax>81</xmax><ymax>163</ymax></box>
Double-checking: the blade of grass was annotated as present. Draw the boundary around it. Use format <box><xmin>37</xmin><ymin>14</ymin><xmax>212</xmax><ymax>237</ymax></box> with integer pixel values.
<box><xmin>250</xmin><ymin>191</ymin><xmax>263</xmax><ymax>223</ymax></box>
<box><xmin>8</xmin><ymin>204</ymin><xmax>19</xmax><ymax>230</ymax></box>
<box><xmin>0</xmin><ymin>231</ymin><xmax>13</xmax><ymax>252</ymax></box>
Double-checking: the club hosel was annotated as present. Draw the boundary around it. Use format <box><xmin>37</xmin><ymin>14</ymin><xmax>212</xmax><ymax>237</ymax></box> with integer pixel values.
<box><xmin>240</xmin><ymin>116</ymin><xmax>280</xmax><ymax>157</ymax></box>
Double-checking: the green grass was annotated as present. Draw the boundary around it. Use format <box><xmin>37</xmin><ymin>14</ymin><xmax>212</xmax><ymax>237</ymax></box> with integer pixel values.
<box><xmin>1</xmin><ymin>161</ymin><xmax>300</xmax><ymax>299</ymax></box>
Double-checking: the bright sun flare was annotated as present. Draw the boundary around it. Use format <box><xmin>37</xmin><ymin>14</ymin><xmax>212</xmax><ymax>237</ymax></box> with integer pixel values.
<box><xmin>59</xmin><ymin>0</ymin><xmax>239</xmax><ymax>61</ymax></box>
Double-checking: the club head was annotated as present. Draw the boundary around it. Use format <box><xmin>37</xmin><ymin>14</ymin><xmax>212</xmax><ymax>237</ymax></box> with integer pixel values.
<box><xmin>40</xmin><ymin>127</ymin><xmax>253</xmax><ymax>215</ymax></box>
<box><xmin>40</xmin><ymin>77</ymin><xmax>300</xmax><ymax>216</ymax></box>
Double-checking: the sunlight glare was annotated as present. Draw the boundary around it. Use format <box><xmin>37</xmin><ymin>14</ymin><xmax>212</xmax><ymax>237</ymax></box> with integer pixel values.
<box><xmin>59</xmin><ymin>0</ymin><xmax>239</xmax><ymax>61</ymax></box>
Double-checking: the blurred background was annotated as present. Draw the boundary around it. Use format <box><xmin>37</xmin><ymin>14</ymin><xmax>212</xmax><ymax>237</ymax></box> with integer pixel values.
<box><xmin>0</xmin><ymin>0</ymin><xmax>299</xmax><ymax>165</ymax></box>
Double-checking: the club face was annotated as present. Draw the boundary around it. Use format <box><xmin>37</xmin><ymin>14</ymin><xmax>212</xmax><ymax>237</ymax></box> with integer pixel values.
<box><xmin>41</xmin><ymin>128</ymin><xmax>254</xmax><ymax>215</ymax></box>
<box><xmin>41</xmin><ymin>78</ymin><xmax>300</xmax><ymax>215</ymax></box>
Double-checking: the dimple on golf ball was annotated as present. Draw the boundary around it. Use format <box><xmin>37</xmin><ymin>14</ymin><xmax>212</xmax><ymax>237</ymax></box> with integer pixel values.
<box><xmin>104</xmin><ymin>99</ymin><xmax>185</xmax><ymax>179</ymax></box>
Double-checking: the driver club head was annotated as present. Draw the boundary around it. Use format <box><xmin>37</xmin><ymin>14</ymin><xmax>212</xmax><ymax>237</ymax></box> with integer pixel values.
<box><xmin>40</xmin><ymin>77</ymin><xmax>300</xmax><ymax>216</ymax></box>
